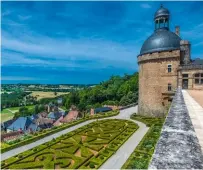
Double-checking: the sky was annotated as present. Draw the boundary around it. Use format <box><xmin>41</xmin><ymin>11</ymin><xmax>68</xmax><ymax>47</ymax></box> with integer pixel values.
<box><xmin>1</xmin><ymin>1</ymin><xmax>203</xmax><ymax>84</ymax></box>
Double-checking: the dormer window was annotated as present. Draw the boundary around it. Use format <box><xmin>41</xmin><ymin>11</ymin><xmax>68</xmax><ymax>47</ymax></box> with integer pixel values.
<box><xmin>168</xmin><ymin>64</ymin><xmax>172</xmax><ymax>73</ymax></box>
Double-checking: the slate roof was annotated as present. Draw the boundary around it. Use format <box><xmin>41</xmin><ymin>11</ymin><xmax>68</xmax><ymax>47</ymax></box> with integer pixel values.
<box><xmin>140</xmin><ymin>28</ymin><xmax>181</xmax><ymax>56</ymax></box>
<box><xmin>48</xmin><ymin>111</ymin><xmax>66</xmax><ymax>120</ymax></box>
<box><xmin>29</xmin><ymin>114</ymin><xmax>39</xmax><ymax>121</ymax></box>
<box><xmin>1</xmin><ymin>118</ymin><xmax>17</xmax><ymax>129</ymax></box>
<box><xmin>34</xmin><ymin>117</ymin><xmax>53</xmax><ymax>128</ymax></box>
<box><xmin>192</xmin><ymin>58</ymin><xmax>203</xmax><ymax>65</ymax></box>
<box><xmin>94</xmin><ymin>107</ymin><xmax>112</xmax><ymax>114</ymax></box>
<box><xmin>7</xmin><ymin>117</ymin><xmax>37</xmax><ymax>131</ymax></box>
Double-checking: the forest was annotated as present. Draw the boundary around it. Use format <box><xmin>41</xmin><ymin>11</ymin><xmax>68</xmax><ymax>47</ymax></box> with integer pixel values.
<box><xmin>63</xmin><ymin>72</ymin><xmax>139</xmax><ymax>111</ymax></box>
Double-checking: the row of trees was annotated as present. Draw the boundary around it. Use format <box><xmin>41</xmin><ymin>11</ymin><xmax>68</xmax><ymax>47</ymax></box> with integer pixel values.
<box><xmin>13</xmin><ymin>104</ymin><xmax>46</xmax><ymax>118</ymax></box>
<box><xmin>62</xmin><ymin>73</ymin><xmax>139</xmax><ymax>112</ymax></box>
<box><xmin>1</xmin><ymin>91</ymin><xmax>34</xmax><ymax>109</ymax></box>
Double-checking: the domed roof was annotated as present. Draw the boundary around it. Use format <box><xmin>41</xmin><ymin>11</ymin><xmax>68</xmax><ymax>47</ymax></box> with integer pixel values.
<box><xmin>154</xmin><ymin>5</ymin><xmax>170</xmax><ymax>19</ymax></box>
<box><xmin>140</xmin><ymin>28</ymin><xmax>181</xmax><ymax>55</ymax></box>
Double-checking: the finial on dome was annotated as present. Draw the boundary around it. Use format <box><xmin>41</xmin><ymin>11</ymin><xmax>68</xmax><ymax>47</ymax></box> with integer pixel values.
<box><xmin>160</xmin><ymin>4</ymin><xmax>163</xmax><ymax>8</ymax></box>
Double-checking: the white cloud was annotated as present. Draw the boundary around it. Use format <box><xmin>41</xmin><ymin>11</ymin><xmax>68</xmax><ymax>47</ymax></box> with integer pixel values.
<box><xmin>18</xmin><ymin>15</ymin><xmax>32</xmax><ymax>21</ymax></box>
<box><xmin>140</xmin><ymin>3</ymin><xmax>151</xmax><ymax>9</ymax></box>
<box><xmin>1</xmin><ymin>30</ymin><xmax>139</xmax><ymax>70</ymax></box>
<box><xmin>1</xmin><ymin>76</ymin><xmax>38</xmax><ymax>81</ymax></box>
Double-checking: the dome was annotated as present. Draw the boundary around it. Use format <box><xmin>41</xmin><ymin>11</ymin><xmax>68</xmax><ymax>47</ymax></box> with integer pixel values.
<box><xmin>140</xmin><ymin>28</ymin><xmax>181</xmax><ymax>55</ymax></box>
<box><xmin>154</xmin><ymin>5</ymin><xmax>170</xmax><ymax>19</ymax></box>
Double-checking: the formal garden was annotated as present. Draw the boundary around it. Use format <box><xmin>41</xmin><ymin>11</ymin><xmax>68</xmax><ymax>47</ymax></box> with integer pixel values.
<box><xmin>122</xmin><ymin>114</ymin><xmax>165</xmax><ymax>169</ymax></box>
<box><xmin>1</xmin><ymin>110</ymin><xmax>119</xmax><ymax>153</ymax></box>
<box><xmin>1</xmin><ymin>119</ymin><xmax>138</xmax><ymax>169</ymax></box>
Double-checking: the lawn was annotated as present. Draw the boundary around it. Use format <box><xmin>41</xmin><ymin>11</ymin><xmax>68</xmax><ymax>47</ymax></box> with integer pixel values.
<box><xmin>1</xmin><ymin>119</ymin><xmax>138</xmax><ymax>169</ymax></box>
<box><xmin>1</xmin><ymin>112</ymin><xmax>14</xmax><ymax>123</ymax></box>
<box><xmin>1</xmin><ymin>105</ymin><xmax>35</xmax><ymax>122</ymax></box>
<box><xmin>30</xmin><ymin>91</ymin><xmax>69</xmax><ymax>100</ymax></box>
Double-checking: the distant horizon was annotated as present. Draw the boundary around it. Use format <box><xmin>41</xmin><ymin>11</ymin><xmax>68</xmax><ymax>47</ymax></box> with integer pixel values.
<box><xmin>2</xmin><ymin>1</ymin><xmax>203</xmax><ymax>84</ymax></box>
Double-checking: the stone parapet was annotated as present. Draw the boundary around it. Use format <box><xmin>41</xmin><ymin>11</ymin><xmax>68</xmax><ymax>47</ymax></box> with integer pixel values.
<box><xmin>179</xmin><ymin>64</ymin><xmax>203</xmax><ymax>70</ymax></box>
<box><xmin>149</xmin><ymin>87</ymin><xmax>203</xmax><ymax>169</ymax></box>
<box><xmin>138</xmin><ymin>50</ymin><xmax>180</xmax><ymax>63</ymax></box>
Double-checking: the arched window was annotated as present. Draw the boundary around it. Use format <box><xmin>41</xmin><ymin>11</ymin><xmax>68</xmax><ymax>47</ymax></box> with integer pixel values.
<box><xmin>168</xmin><ymin>83</ymin><xmax>172</xmax><ymax>91</ymax></box>
<box><xmin>194</xmin><ymin>73</ymin><xmax>203</xmax><ymax>84</ymax></box>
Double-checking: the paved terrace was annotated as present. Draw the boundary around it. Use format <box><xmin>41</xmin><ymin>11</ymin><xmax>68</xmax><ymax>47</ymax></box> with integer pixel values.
<box><xmin>182</xmin><ymin>90</ymin><xmax>203</xmax><ymax>152</ymax></box>
<box><xmin>149</xmin><ymin>87</ymin><xmax>203</xmax><ymax>169</ymax></box>
<box><xmin>1</xmin><ymin>106</ymin><xmax>149</xmax><ymax>169</ymax></box>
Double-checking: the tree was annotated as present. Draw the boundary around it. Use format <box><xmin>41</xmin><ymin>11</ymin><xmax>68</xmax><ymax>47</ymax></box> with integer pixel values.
<box><xmin>35</xmin><ymin>105</ymin><xmax>39</xmax><ymax>114</ymax></box>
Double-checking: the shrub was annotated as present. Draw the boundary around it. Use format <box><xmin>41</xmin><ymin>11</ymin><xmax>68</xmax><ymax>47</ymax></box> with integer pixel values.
<box><xmin>89</xmin><ymin>162</ymin><xmax>95</xmax><ymax>168</ymax></box>
<box><xmin>18</xmin><ymin>154</ymin><xmax>23</xmax><ymax>159</ymax></box>
<box><xmin>100</xmin><ymin>155</ymin><xmax>104</xmax><ymax>160</ymax></box>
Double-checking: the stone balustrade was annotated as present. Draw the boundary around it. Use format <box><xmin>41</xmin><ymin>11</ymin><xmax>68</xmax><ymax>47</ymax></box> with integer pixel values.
<box><xmin>149</xmin><ymin>87</ymin><xmax>203</xmax><ymax>169</ymax></box>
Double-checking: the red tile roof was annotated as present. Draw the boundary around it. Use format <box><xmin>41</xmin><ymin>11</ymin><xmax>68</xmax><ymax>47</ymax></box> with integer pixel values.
<box><xmin>60</xmin><ymin>110</ymin><xmax>78</xmax><ymax>123</ymax></box>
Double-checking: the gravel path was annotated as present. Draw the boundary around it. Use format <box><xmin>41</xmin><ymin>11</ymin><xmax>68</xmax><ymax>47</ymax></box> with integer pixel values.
<box><xmin>100</xmin><ymin>106</ymin><xmax>149</xmax><ymax>169</ymax></box>
<box><xmin>1</xmin><ymin>106</ymin><xmax>149</xmax><ymax>168</ymax></box>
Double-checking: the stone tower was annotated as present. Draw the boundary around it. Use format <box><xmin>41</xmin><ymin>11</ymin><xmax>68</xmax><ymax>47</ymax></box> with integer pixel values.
<box><xmin>138</xmin><ymin>5</ymin><xmax>181</xmax><ymax>117</ymax></box>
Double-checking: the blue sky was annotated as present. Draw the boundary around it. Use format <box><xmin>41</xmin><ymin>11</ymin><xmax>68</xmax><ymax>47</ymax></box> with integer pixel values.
<box><xmin>1</xmin><ymin>1</ymin><xmax>203</xmax><ymax>84</ymax></box>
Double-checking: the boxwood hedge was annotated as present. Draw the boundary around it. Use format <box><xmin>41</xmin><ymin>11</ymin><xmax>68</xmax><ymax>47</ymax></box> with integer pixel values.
<box><xmin>1</xmin><ymin>110</ymin><xmax>119</xmax><ymax>153</ymax></box>
<box><xmin>2</xmin><ymin>119</ymin><xmax>138</xmax><ymax>169</ymax></box>
<box><xmin>122</xmin><ymin>114</ymin><xmax>165</xmax><ymax>169</ymax></box>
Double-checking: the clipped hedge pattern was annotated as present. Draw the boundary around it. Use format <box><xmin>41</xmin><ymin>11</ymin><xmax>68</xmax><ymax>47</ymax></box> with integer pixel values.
<box><xmin>1</xmin><ymin>110</ymin><xmax>119</xmax><ymax>153</ymax></box>
<box><xmin>122</xmin><ymin>114</ymin><xmax>165</xmax><ymax>169</ymax></box>
<box><xmin>2</xmin><ymin>119</ymin><xmax>138</xmax><ymax>169</ymax></box>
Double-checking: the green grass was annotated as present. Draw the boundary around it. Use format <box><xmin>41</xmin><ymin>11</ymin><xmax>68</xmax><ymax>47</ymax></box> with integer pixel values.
<box><xmin>59</xmin><ymin>106</ymin><xmax>67</xmax><ymax>110</ymax></box>
<box><xmin>122</xmin><ymin>114</ymin><xmax>165</xmax><ymax>169</ymax></box>
<box><xmin>1</xmin><ymin>119</ymin><xmax>139</xmax><ymax>169</ymax></box>
<box><xmin>1</xmin><ymin>105</ymin><xmax>35</xmax><ymax>122</ymax></box>
<box><xmin>1</xmin><ymin>112</ymin><xmax>15</xmax><ymax>122</ymax></box>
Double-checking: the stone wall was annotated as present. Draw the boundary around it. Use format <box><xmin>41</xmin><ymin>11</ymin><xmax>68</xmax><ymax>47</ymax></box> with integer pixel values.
<box><xmin>138</xmin><ymin>50</ymin><xmax>180</xmax><ymax>117</ymax></box>
<box><xmin>149</xmin><ymin>87</ymin><xmax>203</xmax><ymax>169</ymax></box>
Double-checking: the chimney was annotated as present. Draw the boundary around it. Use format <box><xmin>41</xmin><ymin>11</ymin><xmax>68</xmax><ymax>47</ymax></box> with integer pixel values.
<box><xmin>180</xmin><ymin>40</ymin><xmax>191</xmax><ymax>65</ymax></box>
<box><xmin>175</xmin><ymin>26</ymin><xmax>180</xmax><ymax>36</ymax></box>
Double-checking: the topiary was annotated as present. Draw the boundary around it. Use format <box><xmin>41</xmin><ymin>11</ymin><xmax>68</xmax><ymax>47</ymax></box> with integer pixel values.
<box><xmin>89</xmin><ymin>162</ymin><xmax>95</xmax><ymax>169</ymax></box>
<box><xmin>100</xmin><ymin>155</ymin><xmax>104</xmax><ymax>160</ymax></box>
<box><xmin>1</xmin><ymin>161</ymin><xmax>5</xmax><ymax>166</ymax></box>
<box><xmin>33</xmin><ymin>148</ymin><xmax>38</xmax><ymax>152</ymax></box>
<box><xmin>18</xmin><ymin>154</ymin><xmax>23</xmax><ymax>159</ymax></box>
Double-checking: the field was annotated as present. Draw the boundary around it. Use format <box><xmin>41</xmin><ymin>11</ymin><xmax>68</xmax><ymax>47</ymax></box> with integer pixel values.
<box><xmin>30</xmin><ymin>91</ymin><xmax>69</xmax><ymax>100</ymax></box>
<box><xmin>1</xmin><ymin>105</ymin><xmax>34</xmax><ymax>122</ymax></box>
<box><xmin>1</xmin><ymin>119</ymin><xmax>138</xmax><ymax>169</ymax></box>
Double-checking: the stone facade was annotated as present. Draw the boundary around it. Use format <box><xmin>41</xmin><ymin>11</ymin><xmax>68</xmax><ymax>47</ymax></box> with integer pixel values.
<box><xmin>137</xmin><ymin>5</ymin><xmax>203</xmax><ymax>117</ymax></box>
<box><xmin>138</xmin><ymin>50</ymin><xmax>180</xmax><ymax>117</ymax></box>
<box><xmin>178</xmin><ymin>68</ymin><xmax>203</xmax><ymax>90</ymax></box>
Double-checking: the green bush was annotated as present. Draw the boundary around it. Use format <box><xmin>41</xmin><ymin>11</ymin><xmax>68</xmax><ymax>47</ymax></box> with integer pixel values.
<box><xmin>89</xmin><ymin>162</ymin><xmax>95</xmax><ymax>168</ymax></box>
<box><xmin>1</xmin><ymin>110</ymin><xmax>119</xmax><ymax>153</ymax></box>
<box><xmin>3</xmin><ymin>118</ymin><xmax>136</xmax><ymax>169</ymax></box>
<box><xmin>122</xmin><ymin>115</ymin><xmax>165</xmax><ymax>169</ymax></box>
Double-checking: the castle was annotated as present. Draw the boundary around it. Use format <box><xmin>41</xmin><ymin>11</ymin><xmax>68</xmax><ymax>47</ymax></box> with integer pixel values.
<box><xmin>138</xmin><ymin>5</ymin><xmax>203</xmax><ymax>117</ymax></box>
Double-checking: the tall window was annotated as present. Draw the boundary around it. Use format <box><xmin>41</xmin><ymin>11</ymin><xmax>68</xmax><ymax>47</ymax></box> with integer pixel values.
<box><xmin>168</xmin><ymin>83</ymin><xmax>172</xmax><ymax>91</ymax></box>
<box><xmin>168</xmin><ymin>64</ymin><xmax>172</xmax><ymax>73</ymax></box>
<box><xmin>194</xmin><ymin>73</ymin><xmax>203</xmax><ymax>84</ymax></box>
